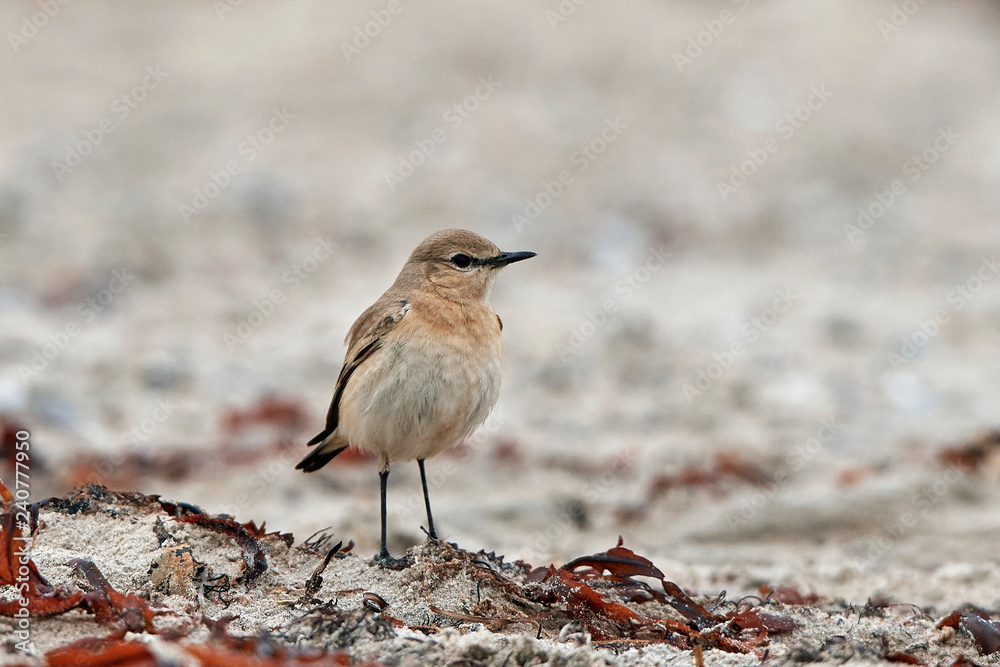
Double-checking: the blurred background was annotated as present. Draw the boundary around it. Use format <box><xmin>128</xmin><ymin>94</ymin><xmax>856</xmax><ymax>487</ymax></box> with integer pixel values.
<box><xmin>2</xmin><ymin>0</ymin><xmax>1000</xmax><ymax>604</ymax></box>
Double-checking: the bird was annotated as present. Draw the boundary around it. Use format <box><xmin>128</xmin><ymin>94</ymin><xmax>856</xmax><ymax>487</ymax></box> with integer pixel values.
<box><xmin>296</xmin><ymin>229</ymin><xmax>535</xmax><ymax>568</ymax></box>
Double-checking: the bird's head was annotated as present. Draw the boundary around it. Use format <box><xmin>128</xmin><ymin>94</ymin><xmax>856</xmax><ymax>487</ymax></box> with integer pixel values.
<box><xmin>401</xmin><ymin>229</ymin><xmax>535</xmax><ymax>303</ymax></box>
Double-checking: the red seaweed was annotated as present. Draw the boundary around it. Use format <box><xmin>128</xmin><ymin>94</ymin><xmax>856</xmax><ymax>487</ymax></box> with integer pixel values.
<box><xmin>46</xmin><ymin>631</ymin><xmax>158</xmax><ymax>667</ymax></box>
<box><xmin>760</xmin><ymin>583</ymin><xmax>826</xmax><ymax>606</ymax></box>
<box><xmin>223</xmin><ymin>396</ymin><xmax>309</xmax><ymax>435</ymax></box>
<box><xmin>242</xmin><ymin>519</ymin><xmax>294</xmax><ymax>547</ymax></box>
<box><xmin>958</xmin><ymin>613</ymin><xmax>1000</xmax><ymax>655</ymax></box>
<box><xmin>561</xmin><ymin>537</ymin><xmax>665</xmax><ymax>580</ymax></box>
<box><xmin>729</xmin><ymin>607</ymin><xmax>797</xmax><ymax>634</ymax></box>
<box><xmin>647</xmin><ymin>452</ymin><xmax>772</xmax><ymax>500</ymax></box>
<box><xmin>541</xmin><ymin>540</ymin><xmax>775</xmax><ymax>656</ymax></box>
<box><xmin>0</xmin><ymin>480</ymin><xmax>85</xmax><ymax>617</ymax></box>
<box><xmin>937</xmin><ymin>430</ymin><xmax>1000</xmax><ymax>474</ymax></box>
<box><xmin>68</xmin><ymin>558</ymin><xmax>159</xmax><ymax>633</ymax></box>
<box><xmin>175</xmin><ymin>513</ymin><xmax>269</xmax><ymax>584</ymax></box>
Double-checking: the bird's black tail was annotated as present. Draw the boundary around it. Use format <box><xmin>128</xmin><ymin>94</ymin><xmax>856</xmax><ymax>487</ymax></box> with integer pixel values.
<box><xmin>295</xmin><ymin>444</ymin><xmax>347</xmax><ymax>472</ymax></box>
<box><xmin>306</xmin><ymin>428</ymin><xmax>333</xmax><ymax>446</ymax></box>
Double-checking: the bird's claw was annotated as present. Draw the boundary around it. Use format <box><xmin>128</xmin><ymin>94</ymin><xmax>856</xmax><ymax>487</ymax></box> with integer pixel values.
<box><xmin>374</xmin><ymin>551</ymin><xmax>411</xmax><ymax>570</ymax></box>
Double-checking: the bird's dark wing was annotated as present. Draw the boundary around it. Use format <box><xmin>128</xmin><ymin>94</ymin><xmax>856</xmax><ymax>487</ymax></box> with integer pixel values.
<box><xmin>305</xmin><ymin>297</ymin><xmax>410</xmax><ymax>446</ymax></box>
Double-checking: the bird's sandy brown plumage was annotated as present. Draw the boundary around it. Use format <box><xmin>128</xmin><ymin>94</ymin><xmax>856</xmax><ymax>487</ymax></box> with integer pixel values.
<box><xmin>297</xmin><ymin>229</ymin><xmax>526</xmax><ymax>472</ymax></box>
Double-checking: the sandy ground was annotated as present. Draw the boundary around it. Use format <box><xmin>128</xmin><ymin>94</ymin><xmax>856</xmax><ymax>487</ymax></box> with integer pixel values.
<box><xmin>1</xmin><ymin>485</ymin><xmax>998</xmax><ymax>665</ymax></box>
<box><xmin>2</xmin><ymin>0</ymin><xmax>1000</xmax><ymax>664</ymax></box>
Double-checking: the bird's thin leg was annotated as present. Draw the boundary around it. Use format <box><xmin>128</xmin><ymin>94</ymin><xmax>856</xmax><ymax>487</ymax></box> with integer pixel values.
<box><xmin>418</xmin><ymin>459</ymin><xmax>438</xmax><ymax>541</ymax></box>
<box><xmin>379</xmin><ymin>467</ymin><xmax>390</xmax><ymax>559</ymax></box>
<box><xmin>376</xmin><ymin>466</ymin><xmax>408</xmax><ymax>569</ymax></box>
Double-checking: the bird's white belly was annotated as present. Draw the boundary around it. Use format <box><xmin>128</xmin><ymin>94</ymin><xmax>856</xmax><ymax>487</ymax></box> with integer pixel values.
<box><xmin>339</xmin><ymin>337</ymin><xmax>503</xmax><ymax>462</ymax></box>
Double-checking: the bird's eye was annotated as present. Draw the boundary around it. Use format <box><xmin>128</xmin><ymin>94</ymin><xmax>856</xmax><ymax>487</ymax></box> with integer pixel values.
<box><xmin>451</xmin><ymin>253</ymin><xmax>473</xmax><ymax>268</ymax></box>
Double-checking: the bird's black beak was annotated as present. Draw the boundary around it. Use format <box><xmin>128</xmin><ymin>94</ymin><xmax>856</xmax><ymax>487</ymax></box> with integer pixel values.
<box><xmin>487</xmin><ymin>251</ymin><xmax>536</xmax><ymax>267</ymax></box>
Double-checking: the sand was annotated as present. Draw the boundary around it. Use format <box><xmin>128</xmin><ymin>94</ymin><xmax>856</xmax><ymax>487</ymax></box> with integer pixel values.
<box><xmin>1</xmin><ymin>483</ymin><xmax>997</xmax><ymax>665</ymax></box>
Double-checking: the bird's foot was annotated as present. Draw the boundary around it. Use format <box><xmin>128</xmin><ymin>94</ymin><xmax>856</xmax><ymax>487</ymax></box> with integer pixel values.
<box><xmin>374</xmin><ymin>550</ymin><xmax>410</xmax><ymax>570</ymax></box>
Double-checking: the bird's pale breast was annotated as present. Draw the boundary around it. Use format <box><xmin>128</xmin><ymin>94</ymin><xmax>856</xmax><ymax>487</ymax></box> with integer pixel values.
<box><xmin>337</xmin><ymin>299</ymin><xmax>504</xmax><ymax>463</ymax></box>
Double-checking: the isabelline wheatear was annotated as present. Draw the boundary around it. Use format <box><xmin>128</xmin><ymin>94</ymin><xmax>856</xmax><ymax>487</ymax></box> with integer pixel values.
<box><xmin>296</xmin><ymin>229</ymin><xmax>535</xmax><ymax>568</ymax></box>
